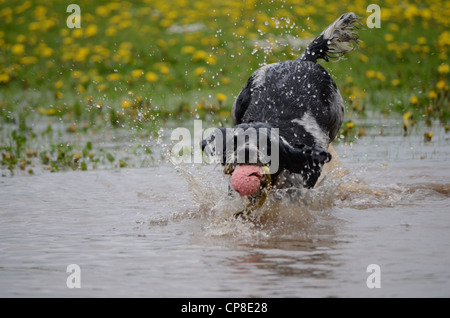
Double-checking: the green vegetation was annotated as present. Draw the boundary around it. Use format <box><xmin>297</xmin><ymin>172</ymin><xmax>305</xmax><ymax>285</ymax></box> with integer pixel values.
<box><xmin>0</xmin><ymin>0</ymin><xmax>449</xmax><ymax>175</ymax></box>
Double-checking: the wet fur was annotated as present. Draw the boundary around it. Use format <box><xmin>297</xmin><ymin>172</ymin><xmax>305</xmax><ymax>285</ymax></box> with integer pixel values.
<box><xmin>202</xmin><ymin>13</ymin><xmax>361</xmax><ymax>190</ymax></box>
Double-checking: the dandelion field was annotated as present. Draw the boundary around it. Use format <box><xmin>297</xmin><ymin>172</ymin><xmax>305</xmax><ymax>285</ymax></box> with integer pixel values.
<box><xmin>0</xmin><ymin>0</ymin><xmax>449</xmax><ymax>175</ymax></box>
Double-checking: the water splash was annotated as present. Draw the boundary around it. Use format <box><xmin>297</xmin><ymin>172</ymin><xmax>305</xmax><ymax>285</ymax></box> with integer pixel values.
<box><xmin>169</xmin><ymin>145</ymin><xmax>345</xmax><ymax>237</ymax></box>
<box><xmin>166</xmin><ymin>143</ymin><xmax>449</xmax><ymax>244</ymax></box>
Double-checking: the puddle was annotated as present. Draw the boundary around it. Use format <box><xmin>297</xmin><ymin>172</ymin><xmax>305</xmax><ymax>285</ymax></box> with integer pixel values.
<box><xmin>1</xmin><ymin>119</ymin><xmax>450</xmax><ymax>297</ymax></box>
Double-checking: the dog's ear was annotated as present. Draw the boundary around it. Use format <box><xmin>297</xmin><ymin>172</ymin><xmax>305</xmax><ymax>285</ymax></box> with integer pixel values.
<box><xmin>279</xmin><ymin>140</ymin><xmax>331</xmax><ymax>188</ymax></box>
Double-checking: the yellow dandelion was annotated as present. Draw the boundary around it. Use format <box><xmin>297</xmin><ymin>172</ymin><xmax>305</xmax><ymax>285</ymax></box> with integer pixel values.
<box><xmin>60</xmin><ymin>29</ymin><xmax>69</xmax><ymax>37</ymax></box>
<box><xmin>410</xmin><ymin>95</ymin><xmax>419</xmax><ymax>104</ymax></box>
<box><xmin>63</xmin><ymin>37</ymin><xmax>74</xmax><ymax>45</ymax></box>
<box><xmin>402</xmin><ymin>112</ymin><xmax>414</xmax><ymax>134</ymax></box>
<box><xmin>107</xmin><ymin>73</ymin><xmax>122</xmax><ymax>81</ymax></box>
<box><xmin>438</xmin><ymin>31</ymin><xmax>450</xmax><ymax>47</ymax></box>
<box><xmin>346</xmin><ymin>122</ymin><xmax>355</xmax><ymax>129</ymax></box>
<box><xmin>428</xmin><ymin>90</ymin><xmax>437</xmax><ymax>99</ymax></box>
<box><xmin>131</xmin><ymin>69</ymin><xmax>144</xmax><ymax>79</ymax></box>
<box><xmin>421</xmin><ymin>46</ymin><xmax>430</xmax><ymax>53</ymax></box>
<box><xmin>40</xmin><ymin>46</ymin><xmax>53</xmax><ymax>57</ymax></box>
<box><xmin>438</xmin><ymin>64</ymin><xmax>449</xmax><ymax>74</ymax></box>
<box><xmin>71</xmin><ymin>71</ymin><xmax>82</xmax><ymax>79</ymax></box>
<box><xmin>119</xmin><ymin>20</ymin><xmax>131</xmax><ymax>30</ymax></box>
<box><xmin>0</xmin><ymin>73</ymin><xmax>10</xmax><ymax>83</ymax></box>
<box><xmin>417</xmin><ymin>37</ymin><xmax>427</xmax><ymax>45</ymax></box>
<box><xmin>76</xmin><ymin>84</ymin><xmax>85</xmax><ymax>93</ymax></box>
<box><xmin>206</xmin><ymin>55</ymin><xmax>217</xmax><ymax>65</ymax></box>
<box><xmin>384</xmin><ymin>34</ymin><xmax>394</xmax><ymax>42</ymax></box>
<box><xmin>436</xmin><ymin>80</ymin><xmax>446</xmax><ymax>90</ymax></box>
<box><xmin>92</xmin><ymin>75</ymin><xmax>103</xmax><ymax>83</ymax></box>
<box><xmin>192</xmin><ymin>50</ymin><xmax>208</xmax><ymax>62</ymax></box>
<box><xmin>95</xmin><ymin>6</ymin><xmax>110</xmax><ymax>17</ymax></box>
<box><xmin>42</xmin><ymin>19</ymin><xmax>55</xmax><ymax>32</ymax></box>
<box><xmin>145</xmin><ymin>72</ymin><xmax>158</xmax><ymax>83</ymax></box>
<box><xmin>156</xmin><ymin>39</ymin><xmax>166</xmax><ymax>48</ymax></box>
<box><xmin>72</xmin><ymin>28</ymin><xmax>83</xmax><ymax>38</ymax></box>
<box><xmin>75</xmin><ymin>47</ymin><xmax>90</xmax><ymax>62</ymax></box>
<box><xmin>121</xmin><ymin>99</ymin><xmax>132</xmax><ymax>109</ymax></box>
<box><xmin>16</xmin><ymin>34</ymin><xmax>26</xmax><ymax>43</ymax></box>
<box><xmin>220</xmin><ymin>110</ymin><xmax>231</xmax><ymax>117</ymax></box>
<box><xmin>392</xmin><ymin>79</ymin><xmax>401</xmax><ymax>86</ymax></box>
<box><xmin>424</xmin><ymin>132</ymin><xmax>434</xmax><ymax>142</ymax></box>
<box><xmin>216</xmin><ymin>93</ymin><xmax>227</xmax><ymax>103</ymax></box>
<box><xmin>181</xmin><ymin>46</ymin><xmax>195</xmax><ymax>55</ymax></box>
<box><xmin>388</xmin><ymin>23</ymin><xmax>399</xmax><ymax>32</ymax></box>
<box><xmin>159</xmin><ymin>65</ymin><xmax>170</xmax><ymax>75</ymax></box>
<box><xmin>79</xmin><ymin>75</ymin><xmax>89</xmax><ymax>84</ymax></box>
<box><xmin>365</xmin><ymin>70</ymin><xmax>376</xmax><ymax>79</ymax></box>
<box><xmin>28</xmin><ymin>22</ymin><xmax>40</xmax><ymax>32</ymax></box>
<box><xmin>46</xmin><ymin>108</ymin><xmax>57</xmax><ymax>116</ymax></box>
<box><xmin>105</xmin><ymin>26</ymin><xmax>117</xmax><ymax>37</ymax></box>
<box><xmin>85</xmin><ymin>24</ymin><xmax>98</xmax><ymax>37</ymax></box>
<box><xmin>195</xmin><ymin>67</ymin><xmax>206</xmax><ymax>76</ymax></box>
<box><xmin>376</xmin><ymin>72</ymin><xmax>386</xmax><ymax>82</ymax></box>
<box><xmin>97</xmin><ymin>83</ymin><xmax>107</xmax><ymax>92</ymax></box>
<box><xmin>359</xmin><ymin>54</ymin><xmax>369</xmax><ymax>63</ymax></box>
<box><xmin>19</xmin><ymin>56</ymin><xmax>37</xmax><ymax>65</ymax></box>
<box><xmin>11</xmin><ymin>43</ymin><xmax>25</xmax><ymax>55</ymax></box>
<box><xmin>90</xmin><ymin>55</ymin><xmax>103</xmax><ymax>63</ymax></box>
<box><xmin>160</xmin><ymin>19</ymin><xmax>173</xmax><ymax>28</ymax></box>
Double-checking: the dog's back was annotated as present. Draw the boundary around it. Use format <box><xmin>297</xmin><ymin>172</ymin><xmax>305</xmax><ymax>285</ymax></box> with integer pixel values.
<box><xmin>232</xmin><ymin>60</ymin><xmax>343</xmax><ymax>150</ymax></box>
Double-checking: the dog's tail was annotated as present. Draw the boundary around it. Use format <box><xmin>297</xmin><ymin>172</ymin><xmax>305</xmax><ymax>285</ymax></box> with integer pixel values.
<box><xmin>299</xmin><ymin>12</ymin><xmax>361</xmax><ymax>63</ymax></box>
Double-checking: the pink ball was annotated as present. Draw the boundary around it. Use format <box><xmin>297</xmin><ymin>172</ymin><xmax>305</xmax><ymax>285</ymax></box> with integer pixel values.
<box><xmin>230</xmin><ymin>165</ymin><xmax>262</xmax><ymax>196</ymax></box>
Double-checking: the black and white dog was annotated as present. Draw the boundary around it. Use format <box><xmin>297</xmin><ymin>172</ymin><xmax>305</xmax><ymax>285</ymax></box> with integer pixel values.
<box><xmin>202</xmin><ymin>13</ymin><xmax>360</xmax><ymax>200</ymax></box>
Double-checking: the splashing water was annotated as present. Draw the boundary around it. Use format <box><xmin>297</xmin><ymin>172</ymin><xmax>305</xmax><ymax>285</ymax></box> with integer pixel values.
<box><xmin>170</xmin><ymin>146</ymin><xmax>367</xmax><ymax>239</ymax></box>
<box><xmin>169</xmin><ymin>139</ymin><xmax>450</xmax><ymax>247</ymax></box>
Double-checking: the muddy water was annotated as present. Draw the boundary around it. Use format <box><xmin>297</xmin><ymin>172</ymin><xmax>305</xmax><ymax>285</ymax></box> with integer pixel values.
<box><xmin>1</xmin><ymin>121</ymin><xmax>450</xmax><ymax>297</ymax></box>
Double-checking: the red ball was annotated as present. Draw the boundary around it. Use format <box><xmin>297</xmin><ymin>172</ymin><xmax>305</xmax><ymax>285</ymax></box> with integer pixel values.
<box><xmin>230</xmin><ymin>165</ymin><xmax>262</xmax><ymax>196</ymax></box>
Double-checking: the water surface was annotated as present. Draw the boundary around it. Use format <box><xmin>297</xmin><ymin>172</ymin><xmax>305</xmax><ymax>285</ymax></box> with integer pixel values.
<box><xmin>1</xmin><ymin>121</ymin><xmax>449</xmax><ymax>297</ymax></box>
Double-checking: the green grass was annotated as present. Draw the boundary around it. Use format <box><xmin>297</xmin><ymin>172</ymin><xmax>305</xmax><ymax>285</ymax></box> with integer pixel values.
<box><xmin>0</xmin><ymin>0</ymin><xmax>449</xmax><ymax>174</ymax></box>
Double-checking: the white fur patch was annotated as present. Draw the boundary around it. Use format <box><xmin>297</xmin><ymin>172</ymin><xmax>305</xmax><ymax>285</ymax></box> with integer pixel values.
<box><xmin>291</xmin><ymin>112</ymin><xmax>329</xmax><ymax>148</ymax></box>
<box><xmin>252</xmin><ymin>64</ymin><xmax>272</xmax><ymax>88</ymax></box>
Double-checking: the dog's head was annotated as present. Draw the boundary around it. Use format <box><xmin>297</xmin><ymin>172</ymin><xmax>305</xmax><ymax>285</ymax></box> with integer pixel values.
<box><xmin>201</xmin><ymin>122</ymin><xmax>331</xmax><ymax>196</ymax></box>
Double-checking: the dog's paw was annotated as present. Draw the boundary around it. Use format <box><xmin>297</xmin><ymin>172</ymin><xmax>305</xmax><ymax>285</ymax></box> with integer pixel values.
<box><xmin>310</xmin><ymin>146</ymin><xmax>332</xmax><ymax>166</ymax></box>
<box><xmin>295</xmin><ymin>144</ymin><xmax>332</xmax><ymax>167</ymax></box>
